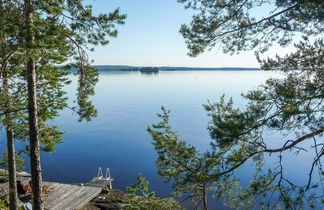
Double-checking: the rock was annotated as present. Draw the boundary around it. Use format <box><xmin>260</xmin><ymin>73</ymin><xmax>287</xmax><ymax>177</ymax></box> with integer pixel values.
<box><xmin>80</xmin><ymin>189</ymin><xmax>129</xmax><ymax>210</ymax></box>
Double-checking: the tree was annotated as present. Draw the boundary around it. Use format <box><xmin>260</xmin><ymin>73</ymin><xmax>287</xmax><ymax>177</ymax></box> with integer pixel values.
<box><xmin>125</xmin><ymin>174</ymin><xmax>183</xmax><ymax>210</ymax></box>
<box><xmin>0</xmin><ymin>1</ymin><xmax>126</xmax><ymax>209</ymax></box>
<box><xmin>0</xmin><ymin>1</ymin><xmax>25</xmax><ymax>208</ymax></box>
<box><xmin>0</xmin><ymin>0</ymin><xmax>71</xmax><ymax>206</ymax></box>
<box><xmin>0</xmin><ymin>151</ymin><xmax>25</xmax><ymax>175</ymax></box>
<box><xmin>23</xmin><ymin>1</ymin><xmax>125</xmax><ymax>208</ymax></box>
<box><xmin>178</xmin><ymin>0</ymin><xmax>323</xmax><ymax>56</ymax></box>
<box><xmin>148</xmin><ymin>0</ymin><xmax>323</xmax><ymax>209</ymax></box>
<box><xmin>148</xmin><ymin>108</ymin><xmax>214</xmax><ymax>210</ymax></box>
<box><xmin>23</xmin><ymin>0</ymin><xmax>44</xmax><ymax>208</ymax></box>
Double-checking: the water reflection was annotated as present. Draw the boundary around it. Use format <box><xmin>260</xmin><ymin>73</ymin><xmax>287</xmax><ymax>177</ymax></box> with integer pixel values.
<box><xmin>140</xmin><ymin>71</ymin><xmax>159</xmax><ymax>76</ymax></box>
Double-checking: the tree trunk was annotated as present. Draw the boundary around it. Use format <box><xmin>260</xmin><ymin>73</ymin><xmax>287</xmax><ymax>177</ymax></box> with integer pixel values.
<box><xmin>6</xmin><ymin>129</ymin><xmax>18</xmax><ymax>210</ymax></box>
<box><xmin>24</xmin><ymin>0</ymin><xmax>43</xmax><ymax>209</ymax></box>
<box><xmin>202</xmin><ymin>185</ymin><xmax>208</xmax><ymax>210</ymax></box>
<box><xmin>3</xmin><ymin>61</ymin><xmax>18</xmax><ymax>210</ymax></box>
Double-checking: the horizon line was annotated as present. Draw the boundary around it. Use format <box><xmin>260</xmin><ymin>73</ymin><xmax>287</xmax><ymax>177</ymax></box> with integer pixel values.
<box><xmin>93</xmin><ymin>64</ymin><xmax>261</xmax><ymax>69</ymax></box>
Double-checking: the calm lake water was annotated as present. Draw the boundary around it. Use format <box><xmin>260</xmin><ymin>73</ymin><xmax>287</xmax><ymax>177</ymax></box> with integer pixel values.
<box><xmin>1</xmin><ymin>70</ymin><xmax>321</xmax><ymax>209</ymax></box>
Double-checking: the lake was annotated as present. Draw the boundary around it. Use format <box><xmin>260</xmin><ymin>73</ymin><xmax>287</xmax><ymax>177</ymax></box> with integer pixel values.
<box><xmin>1</xmin><ymin>70</ymin><xmax>321</xmax><ymax>209</ymax></box>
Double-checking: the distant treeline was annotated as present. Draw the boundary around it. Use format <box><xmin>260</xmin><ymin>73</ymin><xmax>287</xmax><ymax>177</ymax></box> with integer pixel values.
<box><xmin>92</xmin><ymin>65</ymin><xmax>261</xmax><ymax>72</ymax></box>
<box><xmin>68</xmin><ymin>65</ymin><xmax>261</xmax><ymax>72</ymax></box>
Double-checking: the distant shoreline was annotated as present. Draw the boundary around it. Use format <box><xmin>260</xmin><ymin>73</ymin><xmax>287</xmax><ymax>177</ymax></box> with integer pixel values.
<box><xmin>92</xmin><ymin>65</ymin><xmax>261</xmax><ymax>72</ymax></box>
<box><xmin>67</xmin><ymin>65</ymin><xmax>262</xmax><ymax>73</ymax></box>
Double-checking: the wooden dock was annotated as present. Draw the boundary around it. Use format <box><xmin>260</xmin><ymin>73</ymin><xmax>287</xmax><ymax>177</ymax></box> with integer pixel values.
<box><xmin>86</xmin><ymin>177</ymin><xmax>114</xmax><ymax>188</ymax></box>
<box><xmin>0</xmin><ymin>175</ymin><xmax>113</xmax><ymax>210</ymax></box>
<box><xmin>43</xmin><ymin>181</ymin><xmax>101</xmax><ymax>210</ymax></box>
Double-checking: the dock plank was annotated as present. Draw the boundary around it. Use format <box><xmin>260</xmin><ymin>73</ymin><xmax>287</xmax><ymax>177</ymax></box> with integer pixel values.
<box><xmin>43</xmin><ymin>182</ymin><xmax>101</xmax><ymax>210</ymax></box>
<box><xmin>47</xmin><ymin>185</ymin><xmax>85</xmax><ymax>209</ymax></box>
<box><xmin>0</xmin><ymin>179</ymin><xmax>102</xmax><ymax>210</ymax></box>
<box><xmin>58</xmin><ymin>188</ymin><xmax>101</xmax><ymax>210</ymax></box>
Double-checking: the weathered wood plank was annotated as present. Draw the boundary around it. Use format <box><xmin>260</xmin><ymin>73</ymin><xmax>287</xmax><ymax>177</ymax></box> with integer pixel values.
<box><xmin>45</xmin><ymin>184</ymin><xmax>82</xmax><ymax>208</ymax></box>
<box><xmin>43</xmin><ymin>183</ymin><xmax>101</xmax><ymax>210</ymax></box>
<box><xmin>48</xmin><ymin>186</ymin><xmax>85</xmax><ymax>209</ymax></box>
<box><xmin>75</xmin><ymin>188</ymin><xmax>102</xmax><ymax>209</ymax></box>
<box><xmin>58</xmin><ymin>188</ymin><xmax>101</xmax><ymax>210</ymax></box>
<box><xmin>1</xmin><ymin>177</ymin><xmax>103</xmax><ymax>210</ymax></box>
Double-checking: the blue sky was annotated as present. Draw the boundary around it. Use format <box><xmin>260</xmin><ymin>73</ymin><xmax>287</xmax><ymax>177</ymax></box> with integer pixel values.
<box><xmin>87</xmin><ymin>0</ymin><xmax>296</xmax><ymax>68</ymax></box>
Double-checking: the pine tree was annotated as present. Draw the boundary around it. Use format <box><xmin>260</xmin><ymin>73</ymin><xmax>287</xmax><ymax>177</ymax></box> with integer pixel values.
<box><xmin>148</xmin><ymin>0</ymin><xmax>323</xmax><ymax>209</ymax></box>
<box><xmin>0</xmin><ymin>1</ymin><xmax>24</xmax><ymax>208</ymax></box>
<box><xmin>1</xmin><ymin>1</ymin><xmax>126</xmax><ymax>209</ymax></box>
<box><xmin>148</xmin><ymin>107</ymin><xmax>212</xmax><ymax>210</ymax></box>
<box><xmin>22</xmin><ymin>1</ymin><xmax>125</xmax><ymax>209</ymax></box>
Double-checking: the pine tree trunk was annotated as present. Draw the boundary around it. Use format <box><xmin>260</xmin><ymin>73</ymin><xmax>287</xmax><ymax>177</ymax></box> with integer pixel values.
<box><xmin>3</xmin><ymin>61</ymin><xmax>18</xmax><ymax>210</ymax></box>
<box><xmin>202</xmin><ymin>185</ymin><xmax>208</xmax><ymax>210</ymax></box>
<box><xmin>6</xmin><ymin>129</ymin><xmax>18</xmax><ymax>210</ymax></box>
<box><xmin>24</xmin><ymin>0</ymin><xmax>43</xmax><ymax>209</ymax></box>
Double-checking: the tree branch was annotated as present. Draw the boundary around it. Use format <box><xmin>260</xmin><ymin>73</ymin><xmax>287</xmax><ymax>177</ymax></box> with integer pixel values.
<box><xmin>207</xmin><ymin>3</ymin><xmax>298</xmax><ymax>45</ymax></box>
<box><xmin>0</xmin><ymin>108</ymin><xmax>27</xmax><ymax>117</ymax></box>
<box><xmin>216</xmin><ymin>128</ymin><xmax>324</xmax><ymax>176</ymax></box>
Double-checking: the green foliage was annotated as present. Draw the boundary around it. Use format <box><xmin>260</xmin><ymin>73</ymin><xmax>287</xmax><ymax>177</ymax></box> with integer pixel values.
<box><xmin>150</xmin><ymin>0</ymin><xmax>324</xmax><ymax>209</ymax></box>
<box><xmin>0</xmin><ymin>151</ymin><xmax>25</xmax><ymax>173</ymax></box>
<box><xmin>124</xmin><ymin>174</ymin><xmax>183</xmax><ymax>210</ymax></box>
<box><xmin>0</xmin><ymin>0</ymin><xmax>126</xmax><ymax>150</ymax></box>
<box><xmin>148</xmin><ymin>107</ymin><xmax>218</xmax><ymax>209</ymax></box>
<box><xmin>0</xmin><ymin>1</ymin><xmax>126</xmax><ymax>208</ymax></box>
<box><xmin>178</xmin><ymin>0</ymin><xmax>323</xmax><ymax>56</ymax></box>
<box><xmin>126</xmin><ymin>174</ymin><xmax>155</xmax><ymax>197</ymax></box>
<box><xmin>0</xmin><ymin>199</ymin><xmax>8</xmax><ymax>210</ymax></box>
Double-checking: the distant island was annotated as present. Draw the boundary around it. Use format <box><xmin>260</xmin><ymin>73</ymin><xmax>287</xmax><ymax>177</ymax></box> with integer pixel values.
<box><xmin>119</xmin><ymin>67</ymin><xmax>159</xmax><ymax>73</ymax></box>
<box><xmin>93</xmin><ymin>65</ymin><xmax>261</xmax><ymax>72</ymax></box>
